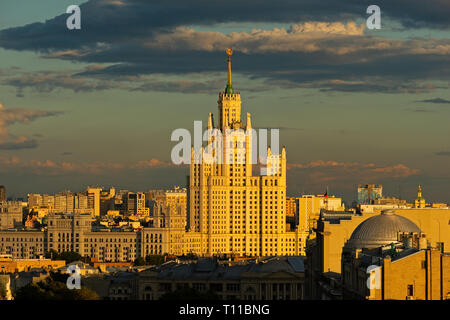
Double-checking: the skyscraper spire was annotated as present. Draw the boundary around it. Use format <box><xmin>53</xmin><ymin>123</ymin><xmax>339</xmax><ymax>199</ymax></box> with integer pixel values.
<box><xmin>225</xmin><ymin>48</ymin><xmax>233</xmax><ymax>95</ymax></box>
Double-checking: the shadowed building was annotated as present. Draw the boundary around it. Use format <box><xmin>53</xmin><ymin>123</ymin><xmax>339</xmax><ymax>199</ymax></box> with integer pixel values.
<box><xmin>306</xmin><ymin>208</ymin><xmax>450</xmax><ymax>299</ymax></box>
<box><xmin>342</xmin><ymin>232</ymin><xmax>450</xmax><ymax>300</ymax></box>
<box><xmin>88</xmin><ymin>256</ymin><xmax>305</xmax><ymax>300</ymax></box>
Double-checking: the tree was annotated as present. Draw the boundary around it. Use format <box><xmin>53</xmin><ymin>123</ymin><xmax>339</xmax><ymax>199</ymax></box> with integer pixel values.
<box><xmin>0</xmin><ymin>284</ymin><xmax>7</xmax><ymax>300</ymax></box>
<box><xmin>14</xmin><ymin>279</ymin><xmax>99</xmax><ymax>300</ymax></box>
<box><xmin>44</xmin><ymin>250</ymin><xmax>81</xmax><ymax>264</ymax></box>
<box><xmin>44</xmin><ymin>249</ymin><xmax>59</xmax><ymax>260</ymax></box>
<box><xmin>14</xmin><ymin>282</ymin><xmax>50</xmax><ymax>300</ymax></box>
<box><xmin>58</xmin><ymin>251</ymin><xmax>82</xmax><ymax>264</ymax></box>
<box><xmin>145</xmin><ymin>254</ymin><xmax>165</xmax><ymax>266</ymax></box>
<box><xmin>133</xmin><ymin>257</ymin><xmax>146</xmax><ymax>266</ymax></box>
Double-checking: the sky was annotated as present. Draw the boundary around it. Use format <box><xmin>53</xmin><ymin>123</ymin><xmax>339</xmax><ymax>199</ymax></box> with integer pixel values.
<box><xmin>0</xmin><ymin>0</ymin><xmax>449</xmax><ymax>203</ymax></box>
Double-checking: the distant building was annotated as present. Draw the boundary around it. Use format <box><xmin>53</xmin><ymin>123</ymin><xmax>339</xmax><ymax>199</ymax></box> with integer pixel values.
<box><xmin>0</xmin><ymin>256</ymin><xmax>65</xmax><ymax>273</ymax></box>
<box><xmin>357</xmin><ymin>184</ymin><xmax>382</xmax><ymax>204</ymax></box>
<box><xmin>56</xmin><ymin>261</ymin><xmax>98</xmax><ymax>276</ymax></box>
<box><xmin>342</xmin><ymin>233</ymin><xmax>450</xmax><ymax>300</ymax></box>
<box><xmin>28</xmin><ymin>191</ymin><xmax>91</xmax><ymax>215</ymax></box>
<box><xmin>0</xmin><ymin>274</ymin><xmax>13</xmax><ymax>300</ymax></box>
<box><xmin>296</xmin><ymin>194</ymin><xmax>344</xmax><ymax>231</ymax></box>
<box><xmin>147</xmin><ymin>186</ymin><xmax>187</xmax><ymax>215</ymax></box>
<box><xmin>0</xmin><ymin>186</ymin><xmax>6</xmax><ymax>203</ymax></box>
<box><xmin>0</xmin><ymin>212</ymin><xmax>185</xmax><ymax>262</ymax></box>
<box><xmin>286</xmin><ymin>194</ymin><xmax>344</xmax><ymax>255</ymax></box>
<box><xmin>84</xmin><ymin>256</ymin><xmax>305</xmax><ymax>300</ymax></box>
<box><xmin>27</xmin><ymin>194</ymin><xmax>43</xmax><ymax>209</ymax></box>
<box><xmin>306</xmin><ymin>208</ymin><xmax>450</xmax><ymax>299</ymax></box>
<box><xmin>414</xmin><ymin>185</ymin><xmax>426</xmax><ymax>208</ymax></box>
<box><xmin>126</xmin><ymin>192</ymin><xmax>148</xmax><ymax>215</ymax></box>
<box><xmin>87</xmin><ymin>187</ymin><xmax>102</xmax><ymax>217</ymax></box>
<box><xmin>0</xmin><ymin>202</ymin><xmax>23</xmax><ymax>230</ymax></box>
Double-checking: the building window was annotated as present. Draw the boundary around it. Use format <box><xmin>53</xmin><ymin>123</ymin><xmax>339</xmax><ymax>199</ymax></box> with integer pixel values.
<box><xmin>407</xmin><ymin>284</ymin><xmax>414</xmax><ymax>296</ymax></box>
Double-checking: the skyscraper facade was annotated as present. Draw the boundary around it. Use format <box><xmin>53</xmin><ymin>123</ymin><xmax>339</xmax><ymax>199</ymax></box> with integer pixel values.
<box><xmin>185</xmin><ymin>49</ymin><xmax>302</xmax><ymax>257</ymax></box>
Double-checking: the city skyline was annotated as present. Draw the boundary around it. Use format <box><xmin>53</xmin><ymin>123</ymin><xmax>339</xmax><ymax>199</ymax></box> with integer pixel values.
<box><xmin>0</xmin><ymin>0</ymin><xmax>450</xmax><ymax>203</ymax></box>
<box><xmin>0</xmin><ymin>2</ymin><xmax>449</xmax><ymax>303</ymax></box>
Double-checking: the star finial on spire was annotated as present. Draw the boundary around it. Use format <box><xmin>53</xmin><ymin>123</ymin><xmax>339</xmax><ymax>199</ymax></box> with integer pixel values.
<box><xmin>225</xmin><ymin>48</ymin><xmax>233</xmax><ymax>94</ymax></box>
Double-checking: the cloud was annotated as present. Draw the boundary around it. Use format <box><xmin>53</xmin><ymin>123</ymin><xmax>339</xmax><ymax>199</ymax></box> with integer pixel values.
<box><xmin>0</xmin><ymin>0</ymin><xmax>448</xmax><ymax>54</ymax></box>
<box><xmin>409</xmin><ymin>108</ymin><xmax>437</xmax><ymax>113</ymax></box>
<box><xmin>3</xmin><ymin>22</ymin><xmax>449</xmax><ymax>95</ymax></box>
<box><xmin>435</xmin><ymin>151</ymin><xmax>450</xmax><ymax>156</ymax></box>
<box><xmin>0</xmin><ymin>1</ymin><xmax>448</xmax><ymax>95</ymax></box>
<box><xmin>0</xmin><ymin>156</ymin><xmax>179</xmax><ymax>175</ymax></box>
<box><xmin>2</xmin><ymin>70</ymin><xmax>125</xmax><ymax>96</ymax></box>
<box><xmin>287</xmin><ymin>160</ymin><xmax>419</xmax><ymax>179</ymax></box>
<box><xmin>0</xmin><ymin>103</ymin><xmax>63</xmax><ymax>150</ymax></box>
<box><xmin>130</xmin><ymin>78</ymin><xmax>225</xmax><ymax>94</ymax></box>
<box><xmin>416</xmin><ymin>97</ymin><xmax>450</xmax><ymax>104</ymax></box>
<box><xmin>286</xmin><ymin>159</ymin><xmax>420</xmax><ymax>198</ymax></box>
<box><xmin>0</xmin><ymin>139</ymin><xmax>38</xmax><ymax>150</ymax></box>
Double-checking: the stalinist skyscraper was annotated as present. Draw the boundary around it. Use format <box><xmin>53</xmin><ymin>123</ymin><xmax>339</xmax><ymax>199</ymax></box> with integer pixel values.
<box><xmin>185</xmin><ymin>49</ymin><xmax>303</xmax><ymax>257</ymax></box>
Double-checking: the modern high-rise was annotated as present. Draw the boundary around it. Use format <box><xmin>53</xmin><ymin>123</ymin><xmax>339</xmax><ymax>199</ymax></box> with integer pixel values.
<box><xmin>127</xmin><ymin>192</ymin><xmax>147</xmax><ymax>215</ymax></box>
<box><xmin>357</xmin><ymin>184</ymin><xmax>383</xmax><ymax>204</ymax></box>
<box><xmin>87</xmin><ymin>187</ymin><xmax>102</xmax><ymax>216</ymax></box>
<box><xmin>185</xmin><ymin>49</ymin><xmax>302</xmax><ymax>257</ymax></box>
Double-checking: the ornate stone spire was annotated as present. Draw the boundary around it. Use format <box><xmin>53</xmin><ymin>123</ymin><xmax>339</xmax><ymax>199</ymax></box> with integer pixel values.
<box><xmin>225</xmin><ymin>48</ymin><xmax>233</xmax><ymax>94</ymax></box>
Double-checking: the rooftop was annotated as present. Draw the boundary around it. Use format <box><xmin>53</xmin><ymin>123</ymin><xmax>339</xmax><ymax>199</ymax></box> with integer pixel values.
<box><xmin>345</xmin><ymin>210</ymin><xmax>421</xmax><ymax>249</ymax></box>
<box><xmin>141</xmin><ymin>256</ymin><xmax>305</xmax><ymax>281</ymax></box>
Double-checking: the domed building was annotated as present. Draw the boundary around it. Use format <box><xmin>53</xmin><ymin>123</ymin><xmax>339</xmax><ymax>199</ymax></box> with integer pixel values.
<box><xmin>344</xmin><ymin>210</ymin><xmax>421</xmax><ymax>249</ymax></box>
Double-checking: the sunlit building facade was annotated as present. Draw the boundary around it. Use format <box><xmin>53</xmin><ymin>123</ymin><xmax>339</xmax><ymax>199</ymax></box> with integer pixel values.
<box><xmin>185</xmin><ymin>49</ymin><xmax>302</xmax><ymax>257</ymax></box>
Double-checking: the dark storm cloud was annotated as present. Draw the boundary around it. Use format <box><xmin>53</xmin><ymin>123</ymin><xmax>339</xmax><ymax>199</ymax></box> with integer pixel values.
<box><xmin>416</xmin><ymin>98</ymin><xmax>450</xmax><ymax>104</ymax></box>
<box><xmin>0</xmin><ymin>0</ymin><xmax>449</xmax><ymax>52</ymax></box>
<box><xmin>2</xmin><ymin>70</ymin><xmax>125</xmax><ymax>95</ymax></box>
<box><xmin>130</xmin><ymin>78</ymin><xmax>225</xmax><ymax>94</ymax></box>
<box><xmin>409</xmin><ymin>108</ymin><xmax>437</xmax><ymax>113</ymax></box>
<box><xmin>0</xmin><ymin>139</ymin><xmax>38</xmax><ymax>150</ymax></box>
<box><xmin>43</xmin><ymin>45</ymin><xmax>450</xmax><ymax>94</ymax></box>
<box><xmin>435</xmin><ymin>151</ymin><xmax>450</xmax><ymax>156</ymax></box>
<box><xmin>0</xmin><ymin>0</ymin><xmax>449</xmax><ymax>95</ymax></box>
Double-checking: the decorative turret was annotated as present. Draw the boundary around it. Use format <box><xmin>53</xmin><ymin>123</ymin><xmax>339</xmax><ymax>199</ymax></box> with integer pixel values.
<box><xmin>208</xmin><ymin>112</ymin><xmax>214</xmax><ymax>129</ymax></box>
<box><xmin>246</xmin><ymin>112</ymin><xmax>252</xmax><ymax>130</ymax></box>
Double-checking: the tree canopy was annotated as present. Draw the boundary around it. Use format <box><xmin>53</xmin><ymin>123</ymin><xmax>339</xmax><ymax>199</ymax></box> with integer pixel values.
<box><xmin>14</xmin><ymin>277</ymin><xmax>99</xmax><ymax>300</ymax></box>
